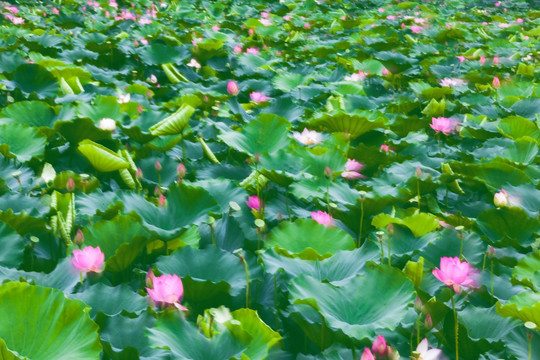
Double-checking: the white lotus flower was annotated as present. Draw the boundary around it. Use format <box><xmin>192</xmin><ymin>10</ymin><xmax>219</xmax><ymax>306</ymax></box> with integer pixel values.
<box><xmin>99</xmin><ymin>118</ymin><xmax>116</xmax><ymax>131</ymax></box>
<box><xmin>413</xmin><ymin>338</ymin><xmax>442</xmax><ymax>360</ymax></box>
<box><xmin>187</xmin><ymin>58</ymin><xmax>201</xmax><ymax>69</ymax></box>
<box><xmin>293</xmin><ymin>128</ymin><xmax>322</xmax><ymax>145</ymax></box>
<box><xmin>439</xmin><ymin>78</ymin><xmax>467</xmax><ymax>88</ymax></box>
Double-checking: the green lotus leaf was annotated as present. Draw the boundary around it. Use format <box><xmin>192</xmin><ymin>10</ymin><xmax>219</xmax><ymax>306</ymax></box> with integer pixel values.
<box><xmin>512</xmin><ymin>250</ymin><xmax>540</xmax><ymax>291</ymax></box>
<box><xmin>0</xmin><ymin>282</ymin><xmax>102</xmax><ymax>360</ymax></box>
<box><xmin>476</xmin><ymin>207</ymin><xmax>539</xmax><ymax>248</ymax></box>
<box><xmin>77</xmin><ymin>95</ymin><xmax>122</xmax><ymax>122</ymax></box>
<box><xmin>218</xmin><ymin>113</ymin><xmax>290</xmax><ymax>156</ymax></box>
<box><xmin>0</xmin><ymin>52</ymin><xmax>26</xmax><ymax>73</ymax></box>
<box><xmin>148</xmin><ymin>313</ymin><xmax>246</xmax><ymax>360</ymax></box>
<box><xmin>510</xmin><ymin>98</ymin><xmax>540</xmax><ymax>120</ymax></box>
<box><xmin>137</xmin><ymin>43</ymin><xmax>188</xmax><ymax>65</ymax></box>
<box><xmin>227</xmin><ymin>309</ymin><xmax>282</xmax><ymax>360</ymax></box>
<box><xmin>155</xmin><ymin>245</ymin><xmax>246</xmax><ymax>299</ymax></box>
<box><xmin>122</xmin><ymin>184</ymin><xmax>219</xmax><ymax>241</ymax></box>
<box><xmin>266</xmin><ymin>219</ymin><xmax>356</xmax><ymax>260</ymax></box>
<box><xmin>0</xmin><ymin>123</ymin><xmax>47</xmax><ymax>162</ymax></box>
<box><xmin>309</xmin><ymin>112</ymin><xmax>386</xmax><ymax>138</ymax></box>
<box><xmin>497</xmin><ymin>116</ymin><xmax>540</xmax><ymax>143</ymax></box>
<box><xmin>82</xmin><ymin>215</ymin><xmax>149</xmax><ymax>272</ymax></box>
<box><xmin>10</xmin><ymin>64</ymin><xmax>60</xmax><ymax>99</ymax></box>
<box><xmin>77</xmin><ymin>139</ymin><xmax>129</xmax><ymax>172</ymax></box>
<box><xmin>372</xmin><ymin>212</ymin><xmax>440</xmax><ymax>237</ymax></box>
<box><xmin>70</xmin><ymin>283</ymin><xmax>148</xmax><ymax>317</ymax></box>
<box><xmin>272</xmin><ymin>72</ymin><xmax>307</xmax><ymax>92</ymax></box>
<box><xmin>54</xmin><ymin>117</ymin><xmax>113</xmax><ymax>145</ymax></box>
<box><xmin>0</xmin><ymin>221</ymin><xmax>24</xmax><ymax>268</ymax></box>
<box><xmin>460</xmin><ymin>305</ymin><xmax>519</xmax><ymax>342</ymax></box>
<box><xmin>496</xmin><ymin>291</ymin><xmax>540</xmax><ymax>328</ymax></box>
<box><xmin>289</xmin><ymin>265</ymin><xmax>415</xmax><ymax>341</ymax></box>
<box><xmin>149</xmin><ymin>104</ymin><xmax>195</xmax><ymax>136</ymax></box>
<box><xmin>0</xmin><ymin>101</ymin><xmax>55</xmax><ymax>128</ymax></box>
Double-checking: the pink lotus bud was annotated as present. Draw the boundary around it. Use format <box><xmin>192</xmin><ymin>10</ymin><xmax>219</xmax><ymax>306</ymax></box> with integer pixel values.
<box><xmin>495</xmin><ymin>1</ymin><xmax>501</xmax><ymax>6</ymax></box>
<box><xmin>227</xmin><ymin>80</ymin><xmax>239</xmax><ymax>96</ymax></box>
<box><xmin>380</xmin><ymin>144</ymin><xmax>390</xmax><ymax>153</ymax></box>
<box><xmin>492</xmin><ymin>76</ymin><xmax>501</xmax><ymax>88</ymax></box>
<box><xmin>146</xmin><ymin>269</ymin><xmax>154</xmax><ymax>288</ymax></box>
<box><xmin>372</xmin><ymin>335</ymin><xmax>388</xmax><ymax>358</ymax></box>
<box><xmin>74</xmin><ymin>229</ymin><xmax>85</xmax><ymax>246</ymax></box>
<box><xmin>136</xmin><ymin>167</ymin><xmax>143</xmax><ymax>180</ymax></box>
<box><xmin>154</xmin><ymin>186</ymin><xmax>160</xmax><ymax>197</ymax></box>
<box><xmin>324</xmin><ymin>165</ymin><xmax>332</xmax><ymax>178</ymax></box>
<box><xmin>246</xmin><ymin>195</ymin><xmax>261</xmax><ymax>211</ymax></box>
<box><xmin>493</xmin><ymin>56</ymin><xmax>499</xmax><ymax>65</ymax></box>
<box><xmin>414</xmin><ymin>297</ymin><xmax>423</xmax><ymax>313</ymax></box>
<box><xmin>72</xmin><ymin>246</ymin><xmax>104</xmax><ymax>273</ymax></box>
<box><xmin>248</xmin><ymin>28</ymin><xmax>254</xmax><ymax>36</ymax></box>
<box><xmin>150</xmin><ymin>74</ymin><xmax>158</xmax><ymax>84</ymax></box>
<box><xmin>66</xmin><ymin>177</ymin><xmax>76</xmax><ymax>192</ymax></box>
<box><xmin>304</xmin><ymin>22</ymin><xmax>310</xmax><ymax>29</ymax></box>
<box><xmin>494</xmin><ymin>189</ymin><xmax>508</xmax><ymax>207</ymax></box>
<box><xmin>401</xmin><ymin>23</ymin><xmax>406</xmax><ymax>29</ymax></box>
<box><xmin>177</xmin><ymin>163</ymin><xmax>186</xmax><ymax>179</ymax></box>
<box><xmin>479</xmin><ymin>55</ymin><xmax>486</xmax><ymax>65</ymax></box>
<box><xmin>382</xmin><ymin>67</ymin><xmax>390</xmax><ymax>76</ymax></box>
<box><xmin>155</xmin><ymin>160</ymin><xmax>162</xmax><ymax>172</ymax></box>
<box><xmin>158</xmin><ymin>193</ymin><xmax>166</xmax><ymax>207</ymax></box>
<box><xmin>360</xmin><ymin>348</ymin><xmax>375</xmax><ymax>360</ymax></box>
<box><xmin>446</xmin><ymin>23</ymin><xmax>451</xmax><ymax>29</ymax></box>
<box><xmin>486</xmin><ymin>245</ymin><xmax>495</xmax><ymax>258</ymax></box>
<box><xmin>311</xmin><ymin>210</ymin><xmax>333</xmax><ymax>227</ymax></box>
<box><xmin>425</xmin><ymin>313</ymin><xmax>433</xmax><ymax>329</ymax></box>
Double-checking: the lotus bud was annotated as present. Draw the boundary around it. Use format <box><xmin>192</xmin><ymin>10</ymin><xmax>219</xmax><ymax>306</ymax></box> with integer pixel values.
<box><xmin>415</xmin><ymin>167</ymin><xmax>422</xmax><ymax>178</ymax></box>
<box><xmin>74</xmin><ymin>229</ymin><xmax>84</xmax><ymax>246</ymax></box>
<box><xmin>252</xmin><ymin>152</ymin><xmax>260</xmax><ymax>164</ymax></box>
<box><xmin>136</xmin><ymin>167</ymin><xmax>143</xmax><ymax>180</ymax></box>
<box><xmin>493</xmin><ymin>56</ymin><xmax>499</xmax><ymax>65</ymax></box>
<box><xmin>155</xmin><ymin>160</ymin><xmax>162</xmax><ymax>172</ymax></box>
<box><xmin>425</xmin><ymin>313</ymin><xmax>433</xmax><ymax>329</ymax></box>
<box><xmin>158</xmin><ymin>193</ymin><xmax>166</xmax><ymax>207</ymax></box>
<box><xmin>479</xmin><ymin>55</ymin><xmax>486</xmax><ymax>65</ymax></box>
<box><xmin>372</xmin><ymin>335</ymin><xmax>388</xmax><ymax>358</ymax></box>
<box><xmin>154</xmin><ymin>186</ymin><xmax>160</xmax><ymax>197</ymax></box>
<box><xmin>146</xmin><ymin>269</ymin><xmax>155</xmax><ymax>288</ymax></box>
<box><xmin>177</xmin><ymin>163</ymin><xmax>186</xmax><ymax>179</ymax></box>
<box><xmin>494</xmin><ymin>189</ymin><xmax>508</xmax><ymax>207</ymax></box>
<box><xmin>492</xmin><ymin>76</ymin><xmax>501</xmax><ymax>88</ymax></box>
<box><xmin>324</xmin><ymin>165</ymin><xmax>332</xmax><ymax>178</ymax></box>
<box><xmin>66</xmin><ymin>177</ymin><xmax>75</xmax><ymax>192</ymax></box>
<box><xmin>227</xmin><ymin>80</ymin><xmax>239</xmax><ymax>96</ymax></box>
<box><xmin>486</xmin><ymin>245</ymin><xmax>495</xmax><ymax>258</ymax></box>
<box><xmin>414</xmin><ymin>297</ymin><xmax>423</xmax><ymax>313</ymax></box>
<box><xmin>360</xmin><ymin>348</ymin><xmax>375</xmax><ymax>360</ymax></box>
<box><xmin>382</xmin><ymin>67</ymin><xmax>390</xmax><ymax>76</ymax></box>
<box><xmin>386</xmin><ymin>223</ymin><xmax>394</xmax><ymax>237</ymax></box>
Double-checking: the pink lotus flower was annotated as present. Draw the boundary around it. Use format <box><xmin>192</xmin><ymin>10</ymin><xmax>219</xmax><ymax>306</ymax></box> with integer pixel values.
<box><xmin>211</xmin><ymin>25</ymin><xmax>220</xmax><ymax>31</ymax></box>
<box><xmin>227</xmin><ymin>81</ymin><xmax>239</xmax><ymax>96</ymax></box>
<box><xmin>432</xmin><ymin>257</ymin><xmax>477</xmax><ymax>293</ymax></box>
<box><xmin>52</xmin><ymin>7</ymin><xmax>60</xmax><ymax>15</ymax></box>
<box><xmin>360</xmin><ymin>348</ymin><xmax>375</xmax><ymax>360</ymax></box>
<box><xmin>387</xmin><ymin>15</ymin><xmax>396</xmax><ymax>20</ymax></box>
<box><xmin>246</xmin><ymin>47</ymin><xmax>260</xmax><ymax>55</ymax></box>
<box><xmin>304</xmin><ymin>22</ymin><xmax>310</xmax><ymax>29</ymax></box>
<box><xmin>5</xmin><ymin>6</ymin><xmax>19</xmax><ymax>14</ymax></box>
<box><xmin>259</xmin><ymin>18</ymin><xmax>272</xmax><ymax>27</ymax></box>
<box><xmin>146</xmin><ymin>273</ymin><xmax>188</xmax><ymax>310</ymax></box>
<box><xmin>293</xmin><ymin>128</ymin><xmax>322</xmax><ymax>145</ymax></box>
<box><xmin>283</xmin><ymin>15</ymin><xmax>291</xmax><ymax>21</ymax></box>
<box><xmin>517</xmin><ymin>18</ymin><xmax>524</xmax><ymax>23</ymax></box>
<box><xmin>341</xmin><ymin>159</ymin><xmax>365</xmax><ymax>179</ymax></box>
<box><xmin>492</xmin><ymin>76</ymin><xmax>501</xmax><ymax>88</ymax></box>
<box><xmin>344</xmin><ymin>70</ymin><xmax>366</xmax><ymax>81</ymax></box>
<box><xmin>372</xmin><ymin>335</ymin><xmax>388</xmax><ymax>358</ymax></box>
<box><xmin>250</xmin><ymin>92</ymin><xmax>269</xmax><ymax>103</ymax></box>
<box><xmin>456</xmin><ymin>55</ymin><xmax>466</xmax><ymax>63</ymax></box>
<box><xmin>261</xmin><ymin>11</ymin><xmax>269</xmax><ymax>18</ymax></box>
<box><xmin>233</xmin><ymin>45</ymin><xmax>243</xmax><ymax>54</ymax></box>
<box><xmin>493</xmin><ymin>56</ymin><xmax>499</xmax><ymax>65</ymax></box>
<box><xmin>411</xmin><ymin>25</ymin><xmax>422</xmax><ymax>33</ymax></box>
<box><xmin>494</xmin><ymin>189</ymin><xmax>508</xmax><ymax>207</ymax></box>
<box><xmin>72</xmin><ymin>246</ymin><xmax>105</xmax><ymax>273</ymax></box>
<box><xmin>380</xmin><ymin>144</ymin><xmax>390</xmax><ymax>153</ymax></box>
<box><xmin>246</xmin><ymin>195</ymin><xmax>261</xmax><ymax>211</ymax></box>
<box><xmin>414</xmin><ymin>338</ymin><xmax>442</xmax><ymax>360</ymax></box>
<box><xmin>311</xmin><ymin>211</ymin><xmax>333</xmax><ymax>227</ymax></box>
<box><xmin>430</xmin><ymin>117</ymin><xmax>459</xmax><ymax>135</ymax></box>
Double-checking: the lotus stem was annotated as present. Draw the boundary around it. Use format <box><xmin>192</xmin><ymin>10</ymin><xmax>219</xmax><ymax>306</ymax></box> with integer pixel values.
<box><xmin>357</xmin><ymin>200</ymin><xmax>364</xmax><ymax>248</ymax></box>
<box><xmin>285</xmin><ymin>190</ymin><xmax>292</xmax><ymax>222</ymax></box>
<box><xmin>490</xmin><ymin>260</ymin><xmax>494</xmax><ymax>305</ymax></box>
<box><xmin>416</xmin><ymin>318</ymin><xmax>420</xmax><ymax>345</ymax></box>
<box><xmin>387</xmin><ymin>233</ymin><xmax>392</xmax><ymax>267</ymax></box>
<box><xmin>326</xmin><ymin>178</ymin><xmax>330</xmax><ymax>213</ymax></box>
<box><xmin>417</xmin><ymin>179</ymin><xmax>421</xmax><ymax>211</ymax></box>
<box><xmin>451</xmin><ymin>295</ymin><xmax>459</xmax><ymax>360</ymax></box>
<box><xmin>240</xmin><ymin>255</ymin><xmax>250</xmax><ymax>308</ymax></box>
<box><xmin>528</xmin><ymin>333</ymin><xmax>533</xmax><ymax>360</ymax></box>
<box><xmin>79</xmin><ymin>271</ymin><xmax>83</xmax><ymax>284</ymax></box>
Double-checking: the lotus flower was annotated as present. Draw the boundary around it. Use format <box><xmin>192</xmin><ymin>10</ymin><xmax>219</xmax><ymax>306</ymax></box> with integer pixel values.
<box><xmin>99</xmin><ymin>118</ymin><xmax>116</xmax><ymax>131</ymax></box>
<box><xmin>227</xmin><ymin>80</ymin><xmax>239</xmax><ymax>96</ymax></box>
<box><xmin>492</xmin><ymin>76</ymin><xmax>501</xmax><ymax>88</ymax></box>
<box><xmin>187</xmin><ymin>58</ymin><xmax>201</xmax><ymax>69</ymax></box>
<box><xmin>432</xmin><ymin>257</ymin><xmax>477</xmax><ymax>293</ymax></box>
<box><xmin>430</xmin><ymin>117</ymin><xmax>458</xmax><ymax>135</ymax></box>
<box><xmin>293</xmin><ymin>128</ymin><xmax>322</xmax><ymax>145</ymax></box>
<box><xmin>413</xmin><ymin>338</ymin><xmax>442</xmax><ymax>360</ymax></box>
<box><xmin>311</xmin><ymin>210</ymin><xmax>333</xmax><ymax>227</ymax></box>
<box><xmin>146</xmin><ymin>273</ymin><xmax>188</xmax><ymax>310</ymax></box>
<box><xmin>372</xmin><ymin>335</ymin><xmax>388</xmax><ymax>358</ymax></box>
<box><xmin>344</xmin><ymin>70</ymin><xmax>366</xmax><ymax>81</ymax></box>
<box><xmin>72</xmin><ymin>246</ymin><xmax>104</xmax><ymax>273</ymax></box>
<box><xmin>246</xmin><ymin>195</ymin><xmax>261</xmax><ymax>211</ymax></box>
<box><xmin>439</xmin><ymin>78</ymin><xmax>467</xmax><ymax>88</ymax></box>
<box><xmin>250</xmin><ymin>91</ymin><xmax>269</xmax><ymax>103</ymax></box>
<box><xmin>411</xmin><ymin>25</ymin><xmax>422</xmax><ymax>33</ymax></box>
<box><xmin>494</xmin><ymin>189</ymin><xmax>508</xmax><ymax>207</ymax></box>
<box><xmin>246</xmin><ymin>47</ymin><xmax>260</xmax><ymax>55</ymax></box>
<box><xmin>456</xmin><ymin>55</ymin><xmax>466</xmax><ymax>63</ymax></box>
<box><xmin>479</xmin><ymin>55</ymin><xmax>486</xmax><ymax>65</ymax></box>
<box><xmin>341</xmin><ymin>159</ymin><xmax>365</xmax><ymax>179</ymax></box>
<box><xmin>380</xmin><ymin>144</ymin><xmax>390</xmax><ymax>153</ymax></box>
<box><xmin>360</xmin><ymin>348</ymin><xmax>375</xmax><ymax>360</ymax></box>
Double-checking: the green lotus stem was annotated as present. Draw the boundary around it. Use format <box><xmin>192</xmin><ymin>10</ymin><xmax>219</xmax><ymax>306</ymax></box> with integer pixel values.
<box><xmin>490</xmin><ymin>260</ymin><xmax>494</xmax><ymax>305</ymax></box>
<box><xmin>182</xmin><ymin>134</ymin><xmax>186</xmax><ymax>165</ymax></box>
<box><xmin>417</xmin><ymin>178</ymin><xmax>421</xmax><ymax>210</ymax></box>
<box><xmin>240</xmin><ymin>255</ymin><xmax>250</xmax><ymax>308</ymax></box>
<box><xmin>528</xmin><ymin>333</ymin><xmax>532</xmax><ymax>360</ymax></box>
<box><xmin>210</xmin><ymin>225</ymin><xmax>215</xmax><ymax>245</ymax></box>
<box><xmin>320</xmin><ymin>316</ymin><xmax>325</xmax><ymax>350</ymax></box>
<box><xmin>285</xmin><ymin>190</ymin><xmax>292</xmax><ymax>222</ymax></box>
<box><xmin>387</xmin><ymin>234</ymin><xmax>392</xmax><ymax>267</ymax></box>
<box><xmin>459</xmin><ymin>233</ymin><xmax>464</xmax><ymax>259</ymax></box>
<box><xmin>416</xmin><ymin>318</ymin><xmax>420</xmax><ymax>345</ymax></box>
<box><xmin>357</xmin><ymin>201</ymin><xmax>364</xmax><ymax>248</ymax></box>
<box><xmin>438</xmin><ymin>134</ymin><xmax>442</xmax><ymax>158</ymax></box>
<box><xmin>451</xmin><ymin>295</ymin><xmax>459</xmax><ymax>360</ymax></box>
<box><xmin>274</xmin><ymin>274</ymin><xmax>278</xmax><ymax>328</ymax></box>
<box><xmin>482</xmin><ymin>252</ymin><xmax>487</xmax><ymax>272</ymax></box>
<box><xmin>326</xmin><ymin>178</ymin><xmax>330</xmax><ymax>213</ymax></box>
<box><xmin>79</xmin><ymin>271</ymin><xmax>83</xmax><ymax>284</ymax></box>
